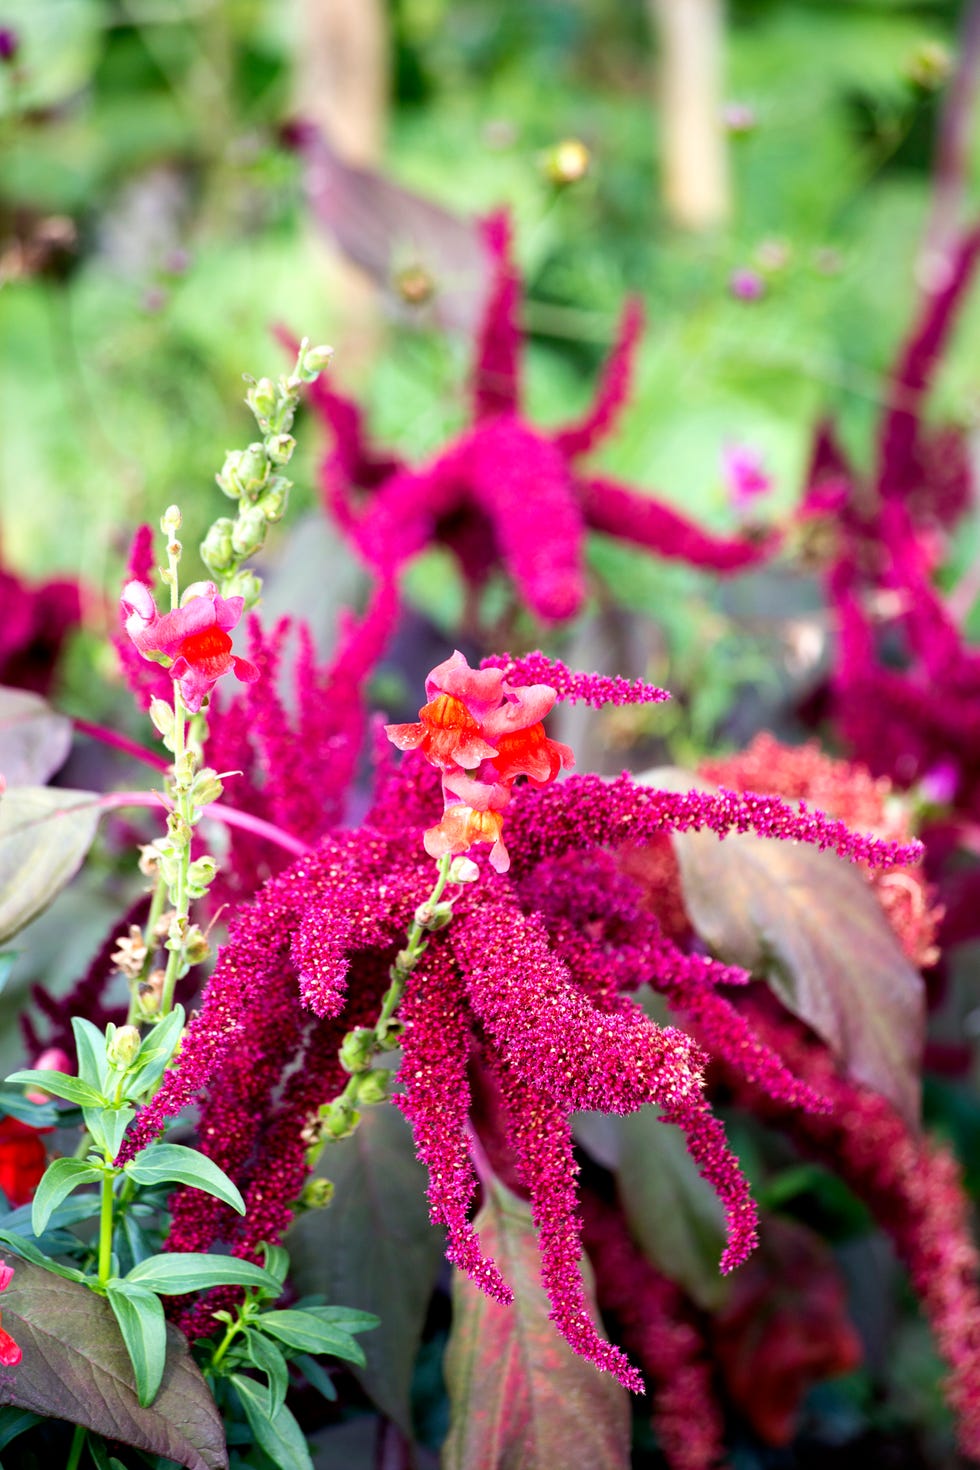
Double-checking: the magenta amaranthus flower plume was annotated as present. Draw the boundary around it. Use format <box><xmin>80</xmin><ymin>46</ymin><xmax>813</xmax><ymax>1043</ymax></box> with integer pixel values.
<box><xmin>306</xmin><ymin>212</ymin><xmax>775</xmax><ymax>626</ymax></box>
<box><xmin>121</xmin><ymin>578</ymin><xmax>259</xmax><ymax>713</ymax></box>
<box><xmin>119</xmin><ymin>653</ymin><xmax>920</xmax><ymax>1389</ymax></box>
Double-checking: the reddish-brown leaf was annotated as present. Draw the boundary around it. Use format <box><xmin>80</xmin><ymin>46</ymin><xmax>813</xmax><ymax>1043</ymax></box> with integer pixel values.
<box><xmin>443</xmin><ymin>1178</ymin><xmax>631</xmax><ymax>1470</ymax></box>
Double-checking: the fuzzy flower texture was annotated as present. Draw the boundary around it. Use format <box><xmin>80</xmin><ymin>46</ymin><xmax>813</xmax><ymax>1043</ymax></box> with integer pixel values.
<box><xmin>122</xmin><ymin>653</ymin><xmax>921</xmax><ymax>1389</ymax></box>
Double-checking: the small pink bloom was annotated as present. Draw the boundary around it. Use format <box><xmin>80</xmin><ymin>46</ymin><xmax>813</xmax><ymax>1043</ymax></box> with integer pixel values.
<box><xmin>723</xmin><ymin>442</ymin><xmax>772</xmax><ymax>511</ymax></box>
<box><xmin>0</xmin><ymin>1264</ymin><xmax>14</xmax><ymax>1292</ymax></box>
<box><xmin>121</xmin><ymin>580</ymin><xmax>259</xmax><ymax>713</ymax></box>
<box><xmin>424</xmin><ymin>650</ymin><xmax>508</xmax><ymax>720</ymax></box>
<box><xmin>730</xmin><ymin>269</ymin><xmax>765</xmax><ymax>302</ymax></box>
<box><xmin>25</xmin><ymin>1047</ymin><xmax>72</xmax><ymax>1106</ymax></box>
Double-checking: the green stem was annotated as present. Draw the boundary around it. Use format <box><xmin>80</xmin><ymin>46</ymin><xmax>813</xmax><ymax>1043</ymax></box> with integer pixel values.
<box><xmin>97</xmin><ymin>1171</ymin><xmax>115</xmax><ymax>1286</ymax></box>
<box><xmin>125</xmin><ymin>874</ymin><xmax>170</xmax><ymax>1025</ymax></box>
<box><xmin>160</xmin><ymin>689</ymin><xmax>192</xmax><ymax>1018</ymax></box>
<box><xmin>209</xmin><ymin>1316</ymin><xmax>242</xmax><ymax>1374</ymax></box>
<box><xmin>65</xmin><ymin>1423</ymin><xmax>87</xmax><ymax>1470</ymax></box>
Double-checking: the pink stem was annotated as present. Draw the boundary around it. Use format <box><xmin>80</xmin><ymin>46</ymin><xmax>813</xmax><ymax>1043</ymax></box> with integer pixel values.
<box><xmin>96</xmin><ymin>791</ymin><xmax>313</xmax><ymax>858</ymax></box>
<box><xmin>74</xmin><ymin>718</ymin><xmax>169</xmax><ymax>772</ymax></box>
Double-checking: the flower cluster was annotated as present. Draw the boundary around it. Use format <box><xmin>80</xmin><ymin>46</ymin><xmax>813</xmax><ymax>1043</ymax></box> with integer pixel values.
<box><xmin>306</xmin><ymin>211</ymin><xmax>776</xmax><ymax>630</ymax></box>
<box><xmin>121</xmin><ymin>578</ymin><xmax>258</xmax><ymax>714</ymax></box>
<box><xmin>385</xmin><ymin>650</ymin><xmax>575</xmax><ymax>871</ymax></box>
<box><xmin>116</xmin><ymin>654</ymin><xmax>921</xmax><ymax>1391</ymax></box>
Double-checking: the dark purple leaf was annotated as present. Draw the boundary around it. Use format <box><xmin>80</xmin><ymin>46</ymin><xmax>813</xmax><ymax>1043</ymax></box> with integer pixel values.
<box><xmin>0</xmin><ymin>1251</ymin><xmax>227</xmax><ymax>1469</ymax></box>
<box><xmin>0</xmin><ymin>688</ymin><xmax>71</xmax><ymax>787</ymax></box>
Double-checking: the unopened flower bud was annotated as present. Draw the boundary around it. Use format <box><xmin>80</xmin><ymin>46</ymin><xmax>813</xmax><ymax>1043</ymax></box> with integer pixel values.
<box><xmin>231</xmin><ymin>506</ymin><xmax>268</xmax><ymax>559</ymax></box>
<box><xmin>246</xmin><ymin>376</ymin><xmax>278</xmax><ymax>426</ymax></box>
<box><xmin>221</xmin><ymin>569</ymin><xmax>263</xmax><ymax>608</ymax></box>
<box><xmin>107</xmin><ymin>1025</ymin><xmax>142</xmax><ymax>1068</ymax></box>
<box><xmin>339</xmin><ymin>1026</ymin><xmax>375</xmax><ymax>1075</ymax></box>
<box><xmin>299</xmin><ymin>1177</ymin><xmax>334</xmax><ymax>1209</ymax></box>
<box><xmin>161</xmin><ymin>505</ymin><xmax>182</xmax><ymax>534</ymax></box>
<box><xmin>320</xmin><ymin>1098</ymin><xmax>360</xmax><ymax>1140</ymax></box>
<box><xmin>300</xmin><ymin>343</ymin><xmax>333</xmax><ymax>377</ymax></box>
<box><xmin>448</xmin><ymin>856</ymin><xmax>480</xmax><ymax>885</ymax></box>
<box><xmin>258</xmin><ymin>477</ymin><xmax>289</xmax><ymax>523</ymax></box>
<box><xmin>148</xmin><ymin>698</ymin><xmax>175</xmax><ymax>740</ymax></box>
<box><xmin>201</xmin><ymin>517</ymin><xmax>238</xmax><ymax>575</ymax></box>
<box><xmin>167</xmin><ymin>811</ymin><xmax>192</xmax><ymax>844</ymax></box>
<box><xmin>138</xmin><ymin>969</ymin><xmax>165</xmax><ymax>1016</ymax></box>
<box><xmin>266</xmin><ymin>433</ymin><xmax>296</xmax><ymax>466</ymax></box>
<box><xmin>186</xmin><ymin>854</ymin><xmax>217</xmax><ymax>898</ymax></box>
<box><xmin>356</xmin><ymin>1070</ymin><xmax>389</xmax><ymax>1106</ymax></box>
<box><xmin>182</xmin><ymin>926</ymin><xmax>210</xmax><ymax>966</ymax></box>
<box><xmin>235</xmin><ymin>443</ymin><xmax>271</xmax><ymax>499</ymax></box>
<box><xmin>543</xmin><ymin>138</ymin><xmax>590</xmax><ymax>185</ymax></box>
<box><xmin>376</xmin><ymin>1019</ymin><xmax>405</xmax><ymax>1051</ymax></box>
<box><xmin>394</xmin><ymin>264</ymin><xmax>436</xmax><ymax>306</ymax></box>
<box><xmin>415</xmin><ymin>899</ymin><xmax>453</xmax><ymax>932</ymax></box>
<box><xmin>190</xmin><ymin>768</ymin><xmax>224</xmax><ymax>806</ymax></box>
<box><xmin>215</xmin><ymin>450</ymin><xmax>244</xmax><ymax>499</ymax></box>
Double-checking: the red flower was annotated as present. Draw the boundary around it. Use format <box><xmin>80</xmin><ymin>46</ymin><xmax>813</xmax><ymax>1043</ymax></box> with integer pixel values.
<box><xmin>0</xmin><ymin>1116</ymin><xmax>48</xmax><ymax>1208</ymax></box>
<box><xmin>0</xmin><ymin>1263</ymin><xmax>21</xmax><ymax>1366</ymax></box>
<box><xmin>423</xmin><ymin>804</ymin><xmax>509</xmax><ymax>872</ymax></box>
<box><xmin>121</xmin><ymin>579</ymin><xmax>259</xmax><ymax>713</ymax></box>
<box><xmin>386</xmin><ymin>694</ymin><xmax>498</xmax><ymax>771</ymax></box>
<box><xmin>489</xmin><ymin>722</ymin><xmax>574</xmax><ymax>785</ymax></box>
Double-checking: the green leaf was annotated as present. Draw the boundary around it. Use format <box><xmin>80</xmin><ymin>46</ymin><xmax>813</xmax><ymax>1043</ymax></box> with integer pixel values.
<box><xmin>286</xmin><ymin>1103</ymin><xmax>444</xmax><ymax>1432</ymax></box>
<box><xmin>0</xmin><ymin>686</ymin><xmax>72</xmax><ymax>786</ymax></box>
<box><xmin>125</xmin><ymin>1252</ymin><xmax>279</xmax><ymax>1296</ymax></box>
<box><xmin>5</xmin><ymin>1069</ymin><xmax>106</xmax><ymax>1108</ymax></box>
<box><xmin>0</xmin><ymin>786</ymin><xmax>101</xmax><ymax>944</ymax></box>
<box><xmin>106</xmin><ymin>1281</ymin><xmax>168</xmax><ymax>1407</ymax></box>
<box><xmin>125</xmin><ymin>1144</ymin><xmax>245</xmax><ymax>1215</ymax></box>
<box><xmin>663</xmin><ymin>772</ymin><xmax>926</xmax><ymax>1124</ymax></box>
<box><xmin>261</xmin><ymin>1244</ymin><xmax>290</xmax><ymax>1289</ymax></box>
<box><xmin>443</xmin><ymin>1176</ymin><xmax>631</xmax><ymax>1470</ymax></box>
<box><xmin>0</xmin><ymin>1227</ymin><xmax>88</xmax><ymax>1282</ymax></box>
<box><xmin>0</xmin><ymin>1406</ymin><xmax>44</xmax><ymax>1451</ymax></box>
<box><xmin>292</xmin><ymin>1352</ymin><xmax>336</xmax><ymax>1403</ymax></box>
<box><xmin>124</xmin><ymin>1008</ymin><xmax>186</xmax><ymax>1099</ymax></box>
<box><xmin>0</xmin><ymin>1084</ymin><xmax>60</xmax><ymax>1127</ymax></box>
<box><xmin>258</xmin><ymin>1310</ymin><xmax>366</xmax><ymax>1365</ymax></box>
<box><xmin>245</xmin><ymin>1329</ymin><xmax>290</xmax><ymax>1417</ymax></box>
<box><xmin>82</xmin><ymin>1104</ymin><xmax>134</xmax><ymax>1160</ymax></box>
<box><xmin>0</xmin><ymin>1249</ymin><xmax>227</xmax><ymax>1469</ymax></box>
<box><xmin>613</xmin><ymin>1107</ymin><xmax>729</xmax><ymax>1310</ymax></box>
<box><xmin>301</xmin><ymin>1304</ymin><xmax>379</xmax><ymax>1334</ymax></box>
<box><xmin>229</xmin><ymin>1374</ymin><xmax>314</xmax><ymax>1470</ymax></box>
<box><xmin>72</xmin><ymin>1015</ymin><xmax>111</xmax><ymax>1092</ymax></box>
<box><xmin>31</xmin><ymin>1156</ymin><xmax>103</xmax><ymax>1237</ymax></box>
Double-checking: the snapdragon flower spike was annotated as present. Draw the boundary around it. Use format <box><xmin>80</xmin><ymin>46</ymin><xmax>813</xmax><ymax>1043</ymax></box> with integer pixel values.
<box><xmin>120</xmin><ymin>579</ymin><xmax>259</xmax><ymax>713</ymax></box>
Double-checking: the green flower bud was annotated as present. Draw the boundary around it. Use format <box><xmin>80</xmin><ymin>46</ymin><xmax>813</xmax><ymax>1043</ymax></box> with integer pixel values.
<box><xmin>319</xmin><ymin>1098</ymin><xmax>360</xmax><ymax>1141</ymax></box>
<box><xmin>258</xmin><ymin>476</ymin><xmax>290</xmax><ymax>523</ymax></box>
<box><xmin>448</xmin><ymin>856</ymin><xmax>480</xmax><ymax>885</ymax></box>
<box><xmin>415</xmin><ymin>899</ymin><xmax>454</xmax><ymax>932</ymax></box>
<box><xmin>190</xmin><ymin>768</ymin><xmax>223</xmax><ymax>806</ymax></box>
<box><xmin>356</xmin><ymin>1070</ymin><xmax>389</xmax><ymax>1106</ymax></box>
<box><xmin>246</xmin><ymin>376</ymin><xmax>278</xmax><ymax>427</ymax></box>
<box><xmin>215</xmin><ymin>450</ymin><xmax>244</xmax><ymax>500</ymax></box>
<box><xmin>161</xmin><ymin>505</ymin><xmax>182</xmax><ymax>534</ymax></box>
<box><xmin>300</xmin><ymin>343</ymin><xmax>333</xmax><ymax>377</ymax></box>
<box><xmin>221</xmin><ymin>569</ymin><xmax>263</xmax><ymax>609</ymax></box>
<box><xmin>266</xmin><ymin>433</ymin><xmax>296</xmax><ymax>466</ymax></box>
<box><xmin>182</xmin><ymin>925</ymin><xmax>211</xmax><ymax>966</ymax></box>
<box><xmin>236</xmin><ymin>443</ymin><xmax>271</xmax><ymax>500</ymax></box>
<box><xmin>148</xmin><ymin>698</ymin><xmax>175</xmax><ymax>740</ymax></box>
<box><xmin>107</xmin><ymin>1024</ymin><xmax>141</xmax><ymax>1068</ymax></box>
<box><xmin>376</xmin><ymin>1019</ymin><xmax>405</xmax><ymax>1051</ymax></box>
<box><xmin>186</xmin><ymin>854</ymin><xmax>217</xmax><ymax>898</ymax></box>
<box><xmin>298</xmin><ymin>1177</ymin><xmax>334</xmax><ymax>1210</ymax></box>
<box><xmin>339</xmin><ymin>1026</ymin><xmax>375</xmax><ymax>1075</ymax></box>
<box><xmin>231</xmin><ymin>506</ymin><xmax>268</xmax><ymax>559</ymax></box>
<box><xmin>201</xmin><ymin>517</ymin><xmax>237</xmax><ymax>576</ymax></box>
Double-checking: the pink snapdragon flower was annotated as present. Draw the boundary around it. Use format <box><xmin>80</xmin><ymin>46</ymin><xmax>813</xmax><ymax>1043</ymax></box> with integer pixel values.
<box><xmin>121</xmin><ymin>580</ymin><xmax>259</xmax><ymax>713</ymax></box>
<box><xmin>386</xmin><ymin>650</ymin><xmax>574</xmax><ymax>871</ymax></box>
